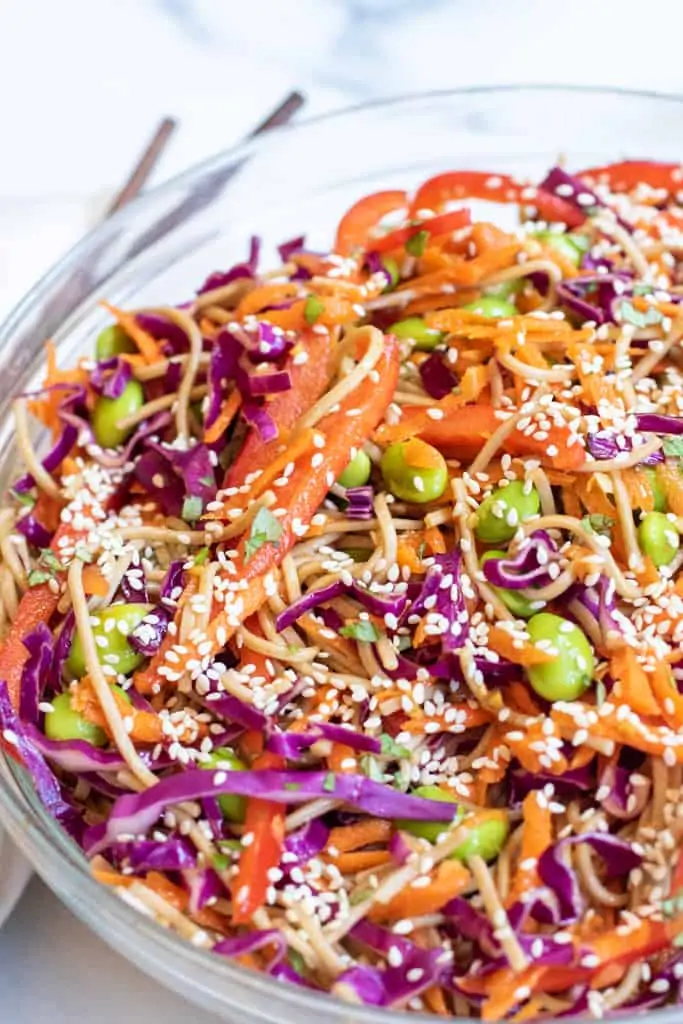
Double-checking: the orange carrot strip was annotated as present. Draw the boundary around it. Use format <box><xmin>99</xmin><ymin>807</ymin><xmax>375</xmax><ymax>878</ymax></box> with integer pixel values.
<box><xmin>370</xmin><ymin>859</ymin><xmax>470</xmax><ymax>921</ymax></box>
<box><xmin>100</xmin><ymin>302</ymin><xmax>164</xmax><ymax>365</ymax></box>
<box><xmin>488</xmin><ymin>624</ymin><xmax>556</xmax><ymax>666</ymax></box>
<box><xmin>203</xmin><ymin>389</ymin><xmax>242</xmax><ymax>445</ymax></box>
<box><xmin>326</xmin><ymin>820</ymin><xmax>393</xmax><ymax>854</ymax></box>
<box><xmin>328</xmin><ymin>850</ymin><xmax>393</xmax><ymax>873</ymax></box>
<box><xmin>610</xmin><ymin>646</ymin><xmax>661</xmax><ymax>718</ymax></box>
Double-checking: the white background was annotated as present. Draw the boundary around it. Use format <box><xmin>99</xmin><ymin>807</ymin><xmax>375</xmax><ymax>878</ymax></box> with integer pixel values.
<box><xmin>1</xmin><ymin>0</ymin><xmax>683</xmax><ymax>1019</ymax></box>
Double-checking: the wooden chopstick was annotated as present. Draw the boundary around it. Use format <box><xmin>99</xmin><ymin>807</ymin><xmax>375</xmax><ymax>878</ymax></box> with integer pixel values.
<box><xmin>104</xmin><ymin>91</ymin><xmax>306</xmax><ymax>220</ymax></box>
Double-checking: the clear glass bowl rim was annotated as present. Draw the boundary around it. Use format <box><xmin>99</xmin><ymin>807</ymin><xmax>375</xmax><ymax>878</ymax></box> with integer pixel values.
<box><xmin>1</xmin><ymin>84</ymin><xmax>682</xmax><ymax>1024</ymax></box>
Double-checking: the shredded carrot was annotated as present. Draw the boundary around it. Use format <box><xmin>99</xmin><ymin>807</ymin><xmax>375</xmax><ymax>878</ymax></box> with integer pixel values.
<box><xmin>203</xmin><ymin>388</ymin><xmax>241</xmax><ymax>445</ymax></box>
<box><xmin>326</xmin><ymin>820</ymin><xmax>393</xmax><ymax>854</ymax></box>
<box><xmin>99</xmin><ymin>302</ymin><xmax>164</xmax><ymax>365</ymax></box>
<box><xmin>487</xmin><ymin>624</ymin><xmax>556</xmax><ymax>666</ymax></box>
<box><xmin>370</xmin><ymin>859</ymin><xmax>470</xmax><ymax>921</ymax></box>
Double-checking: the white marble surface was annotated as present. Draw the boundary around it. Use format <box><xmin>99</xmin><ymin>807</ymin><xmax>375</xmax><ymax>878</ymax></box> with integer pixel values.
<box><xmin>3</xmin><ymin>0</ymin><xmax>683</xmax><ymax>1019</ymax></box>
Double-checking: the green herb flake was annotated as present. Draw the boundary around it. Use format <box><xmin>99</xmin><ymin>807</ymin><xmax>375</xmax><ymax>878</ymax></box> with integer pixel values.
<box><xmin>632</xmin><ymin>283</ymin><xmax>655</xmax><ymax>296</ymax></box>
<box><xmin>380</xmin><ymin>733</ymin><xmax>410</xmax><ymax>760</ymax></box>
<box><xmin>304</xmin><ymin>295</ymin><xmax>325</xmax><ymax>325</ymax></box>
<box><xmin>10</xmin><ymin>488</ymin><xmax>36</xmax><ymax>509</ymax></box>
<box><xmin>619</xmin><ymin>299</ymin><xmax>663</xmax><ymax>329</ymax></box>
<box><xmin>212</xmin><ymin>853</ymin><xmax>230</xmax><ymax>873</ymax></box>
<box><xmin>405</xmin><ymin>230</ymin><xmax>429</xmax><ymax>257</ymax></box>
<box><xmin>664</xmin><ymin>437</ymin><xmax>683</xmax><ymax>458</ymax></box>
<box><xmin>194</xmin><ymin>546</ymin><xmax>210</xmax><ymax>566</ymax></box>
<box><xmin>244</xmin><ymin>507</ymin><xmax>283</xmax><ymax>562</ymax></box>
<box><xmin>339</xmin><ymin>620</ymin><xmax>381</xmax><ymax>643</ymax></box>
<box><xmin>360</xmin><ymin>755</ymin><xmax>385</xmax><ymax>783</ymax></box>
<box><xmin>416</xmin><ymin>541</ymin><xmax>427</xmax><ymax>560</ymax></box>
<box><xmin>581</xmin><ymin>513</ymin><xmax>615</xmax><ymax>537</ymax></box>
<box><xmin>284</xmin><ymin>781</ymin><xmax>302</xmax><ymax>792</ymax></box>
<box><xmin>182</xmin><ymin>495</ymin><xmax>203</xmax><ymax>523</ymax></box>
<box><xmin>322</xmin><ymin>772</ymin><xmax>336</xmax><ymax>793</ymax></box>
<box><xmin>38</xmin><ymin>548</ymin><xmax>63</xmax><ymax>574</ymax></box>
<box><xmin>199</xmin><ymin>474</ymin><xmax>215</xmax><ymax>488</ymax></box>
<box><xmin>74</xmin><ymin>544</ymin><xmax>94</xmax><ymax>563</ymax></box>
<box><xmin>27</xmin><ymin>569</ymin><xmax>53</xmax><ymax>587</ymax></box>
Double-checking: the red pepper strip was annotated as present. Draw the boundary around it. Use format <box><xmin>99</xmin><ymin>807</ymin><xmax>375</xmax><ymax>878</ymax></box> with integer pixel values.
<box><xmin>368</xmin><ymin>208</ymin><xmax>471</xmax><ymax>255</ymax></box>
<box><xmin>415</xmin><ymin>402</ymin><xmax>586</xmax><ymax>471</ymax></box>
<box><xmin>222</xmin><ymin>329</ymin><xmax>335</xmax><ymax>493</ymax></box>
<box><xmin>578</xmin><ymin>160</ymin><xmax>683</xmax><ymax>194</ymax></box>
<box><xmin>672</xmin><ymin>847</ymin><xmax>683</xmax><ymax>895</ymax></box>
<box><xmin>335</xmin><ymin>190</ymin><xmax>408</xmax><ymax>256</ymax></box>
<box><xmin>141</xmin><ymin>333</ymin><xmax>401</xmax><ymax>694</ymax></box>
<box><xmin>232</xmin><ymin>751</ymin><xmax>286</xmax><ymax>924</ymax></box>
<box><xmin>0</xmin><ymin>519</ymin><xmax>85</xmax><ymax>710</ymax></box>
<box><xmin>409</xmin><ymin>171</ymin><xmax>584</xmax><ymax>228</ymax></box>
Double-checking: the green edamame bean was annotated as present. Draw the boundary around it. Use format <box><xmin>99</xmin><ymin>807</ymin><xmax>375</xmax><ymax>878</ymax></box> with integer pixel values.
<box><xmin>533</xmin><ymin>230</ymin><xmax>590</xmax><ymax>266</ymax></box>
<box><xmin>338</xmin><ymin>449</ymin><xmax>372</xmax><ymax>489</ymax></box>
<box><xmin>639</xmin><ymin>467</ymin><xmax>667</xmax><ymax>513</ymax></box>
<box><xmin>463</xmin><ymin>296</ymin><xmax>517</xmax><ymax>318</ymax></box>
<box><xmin>45</xmin><ymin>691</ymin><xmax>108</xmax><ymax>747</ymax></box>
<box><xmin>342</xmin><ymin>547</ymin><xmax>373</xmax><ymax>563</ymax></box>
<box><xmin>200</xmin><ymin>746</ymin><xmax>247</xmax><ymax>822</ymax></box>
<box><xmin>388</xmin><ymin>316</ymin><xmax>444</xmax><ymax>352</ymax></box>
<box><xmin>450</xmin><ymin>811</ymin><xmax>510</xmax><ymax>864</ymax></box>
<box><xmin>474</xmin><ymin>481</ymin><xmax>540</xmax><ymax>544</ymax></box>
<box><xmin>638</xmin><ymin>511</ymin><xmax>679</xmax><ymax>567</ymax></box>
<box><xmin>395</xmin><ymin>785</ymin><xmax>461</xmax><ymax>843</ymax></box>
<box><xmin>381</xmin><ymin>256</ymin><xmax>400</xmax><ymax>292</ymax></box>
<box><xmin>380</xmin><ymin>438</ymin><xmax>448</xmax><ymax>504</ymax></box>
<box><xmin>526</xmin><ymin>612</ymin><xmax>595</xmax><ymax>702</ymax></box>
<box><xmin>480</xmin><ymin>550</ymin><xmax>543</xmax><ymax>618</ymax></box>
<box><xmin>92</xmin><ymin>378</ymin><xmax>144</xmax><ymax>449</ymax></box>
<box><xmin>68</xmin><ymin>603</ymin><xmax>154</xmax><ymax>680</ymax></box>
<box><xmin>95</xmin><ymin>325</ymin><xmax>137</xmax><ymax>361</ymax></box>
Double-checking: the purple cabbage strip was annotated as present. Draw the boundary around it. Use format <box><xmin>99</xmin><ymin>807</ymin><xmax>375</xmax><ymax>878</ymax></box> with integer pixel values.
<box><xmin>0</xmin><ymin>681</ymin><xmax>81</xmax><ymax>827</ymax></box>
<box><xmin>89</xmin><ymin>769</ymin><xmax>460</xmax><ymax>853</ymax></box>
<box><xmin>344</xmin><ymin>485</ymin><xmax>374</xmax><ymax>521</ymax></box>
<box><xmin>406</xmin><ymin>551</ymin><xmax>468</xmax><ymax>653</ymax></box>
<box><xmin>214</xmin><ymin>928</ymin><xmax>287</xmax><ymax>968</ymax></box>
<box><xmin>267</xmin><ymin>722</ymin><xmax>381</xmax><ymax>759</ymax></box>
<box><xmin>636</xmin><ymin>412</ymin><xmax>683</xmax><ymax>435</ymax></box>
<box><xmin>15</xmin><ymin>513</ymin><xmax>53</xmax><ymax>548</ymax></box>
<box><xmin>203</xmin><ymin>691</ymin><xmax>269</xmax><ymax>732</ymax></box>
<box><xmin>110</xmin><ymin>837</ymin><xmax>197</xmax><ymax>873</ymax></box>
<box><xmin>242</xmin><ymin>400</ymin><xmax>277</xmax><ymax>442</ymax></box>
<box><xmin>538</xmin><ymin>166</ymin><xmax>632</xmax><ymax>231</ymax></box>
<box><xmin>284</xmin><ymin>818</ymin><xmax>329</xmax><ymax>865</ymax></box>
<box><xmin>276</xmin><ymin>578</ymin><xmax>407</xmax><ymax>633</ymax></box>
<box><xmin>482</xmin><ymin>530</ymin><xmax>558</xmax><ymax>590</ymax></box>
<box><xmin>184</xmin><ymin>866</ymin><xmax>224</xmax><ymax>914</ymax></box>
<box><xmin>136</xmin><ymin>312</ymin><xmax>196</xmax><ymax>354</ymax></box>
<box><xmin>278</xmin><ymin>235</ymin><xmax>306</xmax><ymax>263</ymax></box>
<box><xmin>196</xmin><ymin>236</ymin><xmax>261</xmax><ymax>297</ymax></box>
<box><xmin>419</xmin><ymin>352</ymin><xmax>458</xmax><ymax>400</ymax></box>
<box><xmin>598</xmin><ymin>760</ymin><xmax>651</xmax><ymax>821</ymax></box>
<box><xmin>52</xmin><ymin>610</ymin><xmax>76</xmax><ymax>684</ymax></box>
<box><xmin>538</xmin><ymin>832</ymin><xmax>642</xmax><ymax>923</ymax></box>
<box><xmin>129</xmin><ymin>607</ymin><xmax>172</xmax><ymax>657</ymax></box>
<box><xmin>18</xmin><ymin>624</ymin><xmax>54</xmax><ymax>725</ymax></box>
<box><xmin>90</xmin><ymin>357</ymin><xmax>132</xmax><ymax>399</ymax></box>
<box><xmin>586</xmin><ymin>431</ymin><xmax>664</xmax><ymax>466</ymax></box>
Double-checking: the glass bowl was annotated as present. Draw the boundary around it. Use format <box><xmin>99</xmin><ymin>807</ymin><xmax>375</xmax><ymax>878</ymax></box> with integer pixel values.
<box><xmin>0</xmin><ymin>86</ymin><xmax>682</xmax><ymax>1024</ymax></box>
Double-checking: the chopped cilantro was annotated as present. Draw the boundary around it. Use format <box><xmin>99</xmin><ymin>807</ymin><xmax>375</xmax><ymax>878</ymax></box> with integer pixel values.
<box><xmin>405</xmin><ymin>230</ymin><xmax>429</xmax><ymax>257</ymax></box>
<box><xmin>74</xmin><ymin>544</ymin><xmax>94</xmax><ymax>563</ymax></box>
<box><xmin>182</xmin><ymin>495</ymin><xmax>203</xmax><ymax>523</ymax></box>
<box><xmin>39</xmin><ymin>548</ymin><xmax>62</xmax><ymax>573</ymax></box>
<box><xmin>664</xmin><ymin>437</ymin><xmax>683</xmax><ymax>458</ymax></box>
<box><xmin>194</xmin><ymin>546</ymin><xmax>210</xmax><ymax>566</ymax></box>
<box><xmin>339</xmin><ymin>620</ymin><xmax>381</xmax><ymax>643</ymax></box>
<box><xmin>244</xmin><ymin>507</ymin><xmax>283</xmax><ymax>562</ymax></box>
<box><xmin>304</xmin><ymin>295</ymin><xmax>325</xmax><ymax>325</ymax></box>
<box><xmin>380</xmin><ymin>733</ymin><xmax>410</xmax><ymax>759</ymax></box>
<box><xmin>360</xmin><ymin>754</ymin><xmax>385</xmax><ymax>782</ymax></box>
<box><xmin>581</xmin><ymin>513</ymin><xmax>614</xmax><ymax>537</ymax></box>
<box><xmin>619</xmin><ymin>299</ymin><xmax>663</xmax><ymax>329</ymax></box>
<box><xmin>10</xmin><ymin>489</ymin><xmax>35</xmax><ymax>509</ymax></box>
<box><xmin>27</xmin><ymin>569</ymin><xmax>53</xmax><ymax>587</ymax></box>
<box><xmin>212</xmin><ymin>853</ymin><xmax>230</xmax><ymax>873</ymax></box>
<box><xmin>632</xmin><ymin>283</ymin><xmax>654</xmax><ymax>296</ymax></box>
<box><xmin>350</xmin><ymin>886</ymin><xmax>373</xmax><ymax>906</ymax></box>
<box><xmin>284</xmin><ymin>782</ymin><xmax>301</xmax><ymax>791</ymax></box>
<box><xmin>199</xmin><ymin>474</ymin><xmax>215</xmax><ymax>488</ymax></box>
<box><xmin>322</xmin><ymin>772</ymin><xmax>336</xmax><ymax>793</ymax></box>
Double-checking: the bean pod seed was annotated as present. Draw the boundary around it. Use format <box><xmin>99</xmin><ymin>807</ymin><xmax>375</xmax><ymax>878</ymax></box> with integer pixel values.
<box><xmin>388</xmin><ymin>317</ymin><xmax>444</xmax><ymax>352</ymax></box>
<box><xmin>474</xmin><ymin>480</ymin><xmax>540</xmax><ymax>544</ymax></box>
<box><xmin>92</xmin><ymin>378</ymin><xmax>144</xmax><ymax>449</ymax></box>
<box><xmin>638</xmin><ymin>511</ymin><xmax>679</xmax><ymax>567</ymax></box>
<box><xmin>526</xmin><ymin>612</ymin><xmax>594</xmax><ymax>702</ymax></box>
<box><xmin>380</xmin><ymin>438</ymin><xmax>448</xmax><ymax>504</ymax></box>
<box><xmin>68</xmin><ymin>603</ymin><xmax>154</xmax><ymax>680</ymax></box>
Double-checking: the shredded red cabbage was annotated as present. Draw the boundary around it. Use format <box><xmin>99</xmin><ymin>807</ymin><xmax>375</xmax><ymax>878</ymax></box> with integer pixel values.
<box><xmin>419</xmin><ymin>352</ymin><xmax>458</xmax><ymax>399</ymax></box>
<box><xmin>18</xmin><ymin>624</ymin><xmax>53</xmax><ymax>725</ymax></box>
<box><xmin>538</xmin><ymin>833</ymin><xmax>642</xmax><ymax>923</ymax></box>
<box><xmin>276</xmin><ymin>578</ymin><xmax>407</xmax><ymax>633</ymax></box>
<box><xmin>481</xmin><ymin>530</ymin><xmax>558</xmax><ymax>590</ymax></box>
<box><xmin>90</xmin><ymin>357</ymin><xmax>132</xmax><ymax>399</ymax></box>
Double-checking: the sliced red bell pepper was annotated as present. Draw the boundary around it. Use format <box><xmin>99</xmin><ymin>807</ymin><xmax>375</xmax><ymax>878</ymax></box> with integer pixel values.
<box><xmin>223</xmin><ymin>329</ymin><xmax>334</xmax><ymax>492</ymax></box>
<box><xmin>334</xmin><ymin>189</ymin><xmax>408</xmax><ymax>256</ymax></box>
<box><xmin>409</xmin><ymin>170</ymin><xmax>584</xmax><ymax>228</ymax></box>
<box><xmin>415</xmin><ymin>402</ymin><xmax>586</xmax><ymax>471</ymax></box>
<box><xmin>369</xmin><ymin>208</ymin><xmax>471</xmax><ymax>255</ymax></box>
<box><xmin>232</xmin><ymin>751</ymin><xmax>286</xmax><ymax>924</ymax></box>
<box><xmin>578</xmin><ymin>160</ymin><xmax>683</xmax><ymax>194</ymax></box>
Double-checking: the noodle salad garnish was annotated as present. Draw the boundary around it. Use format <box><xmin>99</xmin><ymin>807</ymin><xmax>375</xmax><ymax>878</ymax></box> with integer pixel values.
<box><xmin>4</xmin><ymin>160</ymin><xmax>683</xmax><ymax>1019</ymax></box>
